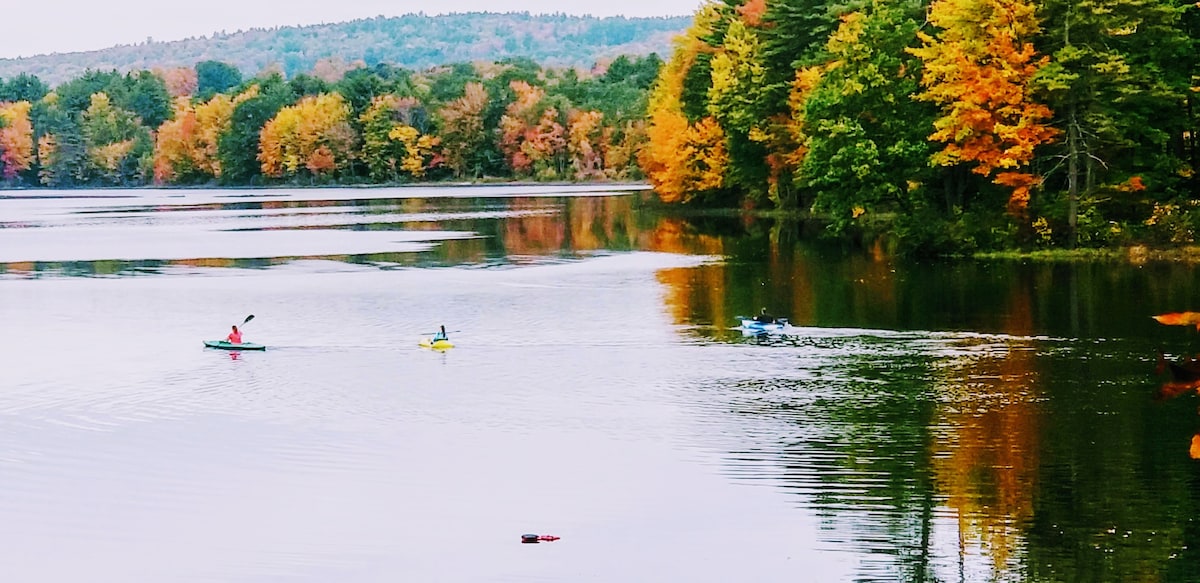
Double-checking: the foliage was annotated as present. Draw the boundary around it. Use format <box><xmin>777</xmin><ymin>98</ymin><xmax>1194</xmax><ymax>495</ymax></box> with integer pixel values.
<box><xmin>154</xmin><ymin>91</ymin><xmax>244</xmax><ymax>183</ymax></box>
<box><xmin>497</xmin><ymin>80</ymin><xmax>568</xmax><ymax>178</ymax></box>
<box><xmin>436</xmin><ymin>82</ymin><xmax>491</xmax><ymax>179</ymax></box>
<box><xmin>641</xmin><ymin>4</ymin><xmax>732</xmax><ymax>204</ymax></box>
<box><xmin>195</xmin><ymin>61</ymin><xmax>242</xmax><ymax>100</ymax></box>
<box><xmin>259</xmin><ymin>93</ymin><xmax>357</xmax><ymax>180</ymax></box>
<box><xmin>632</xmin><ymin>0</ymin><xmax>1200</xmax><ymax>255</ymax></box>
<box><xmin>800</xmin><ymin>0</ymin><xmax>936</xmax><ymax>233</ymax></box>
<box><xmin>360</xmin><ymin>94</ymin><xmax>437</xmax><ymax>181</ymax></box>
<box><xmin>79</xmin><ymin>92</ymin><xmax>153</xmax><ymax>185</ymax></box>
<box><xmin>909</xmin><ymin>0</ymin><xmax>1059</xmax><ymax>221</ymax></box>
<box><xmin>0</xmin><ymin>14</ymin><xmax>689</xmax><ymax>87</ymax></box>
<box><xmin>0</xmin><ymin>100</ymin><xmax>34</xmax><ymax>181</ymax></box>
<box><xmin>217</xmin><ymin>79</ymin><xmax>294</xmax><ymax>184</ymax></box>
<box><xmin>0</xmin><ymin>74</ymin><xmax>49</xmax><ymax>103</ymax></box>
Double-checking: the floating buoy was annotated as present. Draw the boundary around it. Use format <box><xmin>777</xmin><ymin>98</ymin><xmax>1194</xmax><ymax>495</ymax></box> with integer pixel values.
<box><xmin>521</xmin><ymin>534</ymin><xmax>560</xmax><ymax>543</ymax></box>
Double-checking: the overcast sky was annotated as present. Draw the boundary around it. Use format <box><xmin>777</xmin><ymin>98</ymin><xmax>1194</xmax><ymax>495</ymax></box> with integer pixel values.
<box><xmin>1</xmin><ymin>0</ymin><xmax>702</xmax><ymax>60</ymax></box>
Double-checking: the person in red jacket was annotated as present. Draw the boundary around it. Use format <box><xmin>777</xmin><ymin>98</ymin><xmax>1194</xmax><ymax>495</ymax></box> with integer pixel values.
<box><xmin>226</xmin><ymin>325</ymin><xmax>243</xmax><ymax>344</ymax></box>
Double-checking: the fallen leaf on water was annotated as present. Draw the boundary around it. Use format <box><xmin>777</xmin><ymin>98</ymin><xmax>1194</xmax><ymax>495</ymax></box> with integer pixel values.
<box><xmin>1153</xmin><ymin>312</ymin><xmax>1200</xmax><ymax>329</ymax></box>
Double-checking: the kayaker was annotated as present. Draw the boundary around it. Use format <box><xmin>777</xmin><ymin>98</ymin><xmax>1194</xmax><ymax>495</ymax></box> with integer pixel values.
<box><xmin>433</xmin><ymin>325</ymin><xmax>448</xmax><ymax>342</ymax></box>
<box><xmin>226</xmin><ymin>325</ymin><xmax>243</xmax><ymax>344</ymax></box>
<box><xmin>754</xmin><ymin>308</ymin><xmax>776</xmax><ymax>324</ymax></box>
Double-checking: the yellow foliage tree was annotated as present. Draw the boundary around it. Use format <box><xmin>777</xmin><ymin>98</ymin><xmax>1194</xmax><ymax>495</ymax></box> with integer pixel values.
<box><xmin>0</xmin><ymin>100</ymin><xmax>35</xmax><ymax>180</ymax></box>
<box><xmin>259</xmin><ymin>93</ymin><xmax>357</xmax><ymax>179</ymax></box>
<box><xmin>386</xmin><ymin>124</ymin><xmax>441</xmax><ymax>178</ymax></box>
<box><xmin>640</xmin><ymin>3</ymin><xmax>731</xmax><ymax>203</ymax></box>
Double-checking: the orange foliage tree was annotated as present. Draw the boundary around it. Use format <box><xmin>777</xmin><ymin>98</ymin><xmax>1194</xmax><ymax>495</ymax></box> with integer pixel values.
<box><xmin>498</xmin><ymin>80</ymin><xmax>567</xmax><ymax>179</ymax></box>
<box><xmin>639</xmin><ymin>5</ymin><xmax>730</xmax><ymax>203</ymax></box>
<box><xmin>153</xmin><ymin>89</ymin><xmax>251</xmax><ymax>183</ymax></box>
<box><xmin>909</xmin><ymin>0</ymin><xmax>1058</xmax><ymax>219</ymax></box>
<box><xmin>153</xmin><ymin>97</ymin><xmax>198</xmax><ymax>182</ymax></box>
<box><xmin>0</xmin><ymin>101</ymin><xmax>35</xmax><ymax>181</ymax></box>
<box><xmin>259</xmin><ymin>93</ymin><xmax>358</xmax><ymax>180</ymax></box>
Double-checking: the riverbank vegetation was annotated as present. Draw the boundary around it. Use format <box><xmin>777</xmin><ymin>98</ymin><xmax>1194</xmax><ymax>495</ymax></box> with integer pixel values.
<box><xmin>0</xmin><ymin>54</ymin><xmax>662</xmax><ymax>188</ymax></box>
<box><xmin>640</xmin><ymin>0</ymin><xmax>1200</xmax><ymax>255</ymax></box>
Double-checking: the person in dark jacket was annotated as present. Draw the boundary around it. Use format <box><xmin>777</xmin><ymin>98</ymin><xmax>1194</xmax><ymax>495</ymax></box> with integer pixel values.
<box><xmin>753</xmin><ymin>308</ymin><xmax>776</xmax><ymax>324</ymax></box>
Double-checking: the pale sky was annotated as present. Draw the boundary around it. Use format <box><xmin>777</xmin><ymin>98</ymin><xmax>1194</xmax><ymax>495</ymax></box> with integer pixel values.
<box><xmin>1</xmin><ymin>0</ymin><xmax>703</xmax><ymax>60</ymax></box>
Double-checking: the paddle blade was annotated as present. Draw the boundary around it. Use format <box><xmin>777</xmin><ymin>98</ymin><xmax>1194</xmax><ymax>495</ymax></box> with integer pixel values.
<box><xmin>1153</xmin><ymin>312</ymin><xmax>1200</xmax><ymax>328</ymax></box>
<box><xmin>242</xmin><ymin>314</ymin><xmax>255</xmax><ymax>325</ymax></box>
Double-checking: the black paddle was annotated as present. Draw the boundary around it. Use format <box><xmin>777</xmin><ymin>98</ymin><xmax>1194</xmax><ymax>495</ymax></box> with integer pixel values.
<box><xmin>240</xmin><ymin>314</ymin><xmax>255</xmax><ymax>327</ymax></box>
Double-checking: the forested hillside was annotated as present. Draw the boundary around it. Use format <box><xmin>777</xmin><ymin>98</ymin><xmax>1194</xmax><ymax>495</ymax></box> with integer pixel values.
<box><xmin>0</xmin><ymin>13</ymin><xmax>688</xmax><ymax>86</ymax></box>
<box><xmin>640</xmin><ymin>0</ymin><xmax>1200</xmax><ymax>254</ymax></box>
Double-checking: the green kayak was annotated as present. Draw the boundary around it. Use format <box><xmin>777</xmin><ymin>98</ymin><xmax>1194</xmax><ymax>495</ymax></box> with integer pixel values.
<box><xmin>204</xmin><ymin>340</ymin><xmax>267</xmax><ymax>351</ymax></box>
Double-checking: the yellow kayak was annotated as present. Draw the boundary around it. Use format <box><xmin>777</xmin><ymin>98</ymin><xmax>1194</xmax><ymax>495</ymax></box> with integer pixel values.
<box><xmin>419</xmin><ymin>338</ymin><xmax>454</xmax><ymax>350</ymax></box>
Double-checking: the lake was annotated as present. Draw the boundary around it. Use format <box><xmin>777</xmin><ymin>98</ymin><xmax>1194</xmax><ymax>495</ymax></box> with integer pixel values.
<box><xmin>2</xmin><ymin>185</ymin><xmax>1199</xmax><ymax>582</ymax></box>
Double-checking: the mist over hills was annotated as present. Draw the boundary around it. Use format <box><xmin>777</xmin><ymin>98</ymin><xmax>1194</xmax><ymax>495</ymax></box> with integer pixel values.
<box><xmin>0</xmin><ymin>12</ymin><xmax>690</xmax><ymax>87</ymax></box>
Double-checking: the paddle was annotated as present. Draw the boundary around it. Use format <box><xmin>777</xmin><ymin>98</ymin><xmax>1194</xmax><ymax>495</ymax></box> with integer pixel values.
<box><xmin>240</xmin><ymin>314</ymin><xmax>255</xmax><ymax>326</ymax></box>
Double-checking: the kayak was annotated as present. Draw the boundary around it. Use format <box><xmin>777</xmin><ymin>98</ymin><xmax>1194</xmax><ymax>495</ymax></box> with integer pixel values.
<box><xmin>204</xmin><ymin>340</ymin><xmax>267</xmax><ymax>351</ymax></box>
<box><xmin>739</xmin><ymin>318</ymin><xmax>789</xmax><ymax>332</ymax></box>
<box><xmin>419</xmin><ymin>338</ymin><xmax>454</xmax><ymax>350</ymax></box>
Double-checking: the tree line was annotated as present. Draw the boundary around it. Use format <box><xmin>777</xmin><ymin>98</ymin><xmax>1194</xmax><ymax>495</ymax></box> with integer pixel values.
<box><xmin>0</xmin><ymin>13</ymin><xmax>688</xmax><ymax>86</ymax></box>
<box><xmin>0</xmin><ymin>55</ymin><xmax>662</xmax><ymax>188</ymax></box>
<box><xmin>639</xmin><ymin>0</ymin><xmax>1200</xmax><ymax>254</ymax></box>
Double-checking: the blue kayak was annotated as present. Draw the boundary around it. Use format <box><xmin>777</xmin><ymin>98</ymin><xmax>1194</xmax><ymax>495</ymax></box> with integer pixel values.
<box><xmin>204</xmin><ymin>340</ymin><xmax>267</xmax><ymax>351</ymax></box>
<box><xmin>739</xmin><ymin>318</ymin><xmax>789</xmax><ymax>333</ymax></box>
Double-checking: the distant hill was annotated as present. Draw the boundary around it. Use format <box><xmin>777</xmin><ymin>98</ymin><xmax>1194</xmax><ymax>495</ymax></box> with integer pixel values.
<box><xmin>0</xmin><ymin>12</ymin><xmax>691</xmax><ymax>87</ymax></box>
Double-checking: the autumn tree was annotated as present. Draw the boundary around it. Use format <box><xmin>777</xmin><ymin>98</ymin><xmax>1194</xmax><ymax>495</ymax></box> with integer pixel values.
<box><xmin>0</xmin><ymin>101</ymin><xmax>34</xmax><ymax>181</ymax></box>
<box><xmin>387</xmin><ymin>124</ymin><xmax>440</xmax><ymax>179</ymax></box>
<box><xmin>909</xmin><ymin>0</ymin><xmax>1059</xmax><ymax>222</ymax></box>
<box><xmin>800</xmin><ymin>0</ymin><xmax>937</xmax><ymax>233</ymax></box>
<box><xmin>154</xmin><ymin>90</ymin><xmax>246</xmax><ymax>183</ymax></box>
<box><xmin>640</xmin><ymin>4</ymin><xmax>731</xmax><ymax>203</ymax></box>
<box><xmin>497</xmin><ymin>80</ymin><xmax>568</xmax><ymax>179</ymax></box>
<box><xmin>79</xmin><ymin>92</ymin><xmax>153</xmax><ymax>185</ymax></box>
<box><xmin>567</xmin><ymin>109</ymin><xmax>606</xmax><ymax>180</ymax></box>
<box><xmin>259</xmin><ymin>93</ymin><xmax>358</xmax><ymax>180</ymax></box>
<box><xmin>707</xmin><ymin>18</ymin><xmax>772</xmax><ymax>202</ymax></box>
<box><xmin>360</xmin><ymin>94</ymin><xmax>437</xmax><ymax>181</ymax></box>
<box><xmin>218</xmin><ymin>77</ymin><xmax>294</xmax><ymax>184</ymax></box>
<box><xmin>437</xmin><ymin>82</ymin><xmax>490</xmax><ymax>178</ymax></box>
<box><xmin>158</xmin><ymin>66</ymin><xmax>199</xmax><ymax>97</ymax></box>
<box><xmin>604</xmin><ymin>119</ymin><xmax>648</xmax><ymax>180</ymax></box>
<box><xmin>153</xmin><ymin>97</ymin><xmax>198</xmax><ymax>183</ymax></box>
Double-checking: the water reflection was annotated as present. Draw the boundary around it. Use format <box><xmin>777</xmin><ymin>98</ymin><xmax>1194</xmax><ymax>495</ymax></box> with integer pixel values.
<box><xmin>7</xmin><ymin>188</ymin><xmax>1200</xmax><ymax>581</ymax></box>
<box><xmin>649</xmin><ymin>215</ymin><xmax>1200</xmax><ymax>581</ymax></box>
<box><xmin>0</xmin><ymin>189</ymin><xmax>677</xmax><ymax>278</ymax></box>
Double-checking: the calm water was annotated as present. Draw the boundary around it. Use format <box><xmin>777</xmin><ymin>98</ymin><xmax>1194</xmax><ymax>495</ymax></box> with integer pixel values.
<box><xmin>2</xmin><ymin>185</ymin><xmax>1200</xmax><ymax>582</ymax></box>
